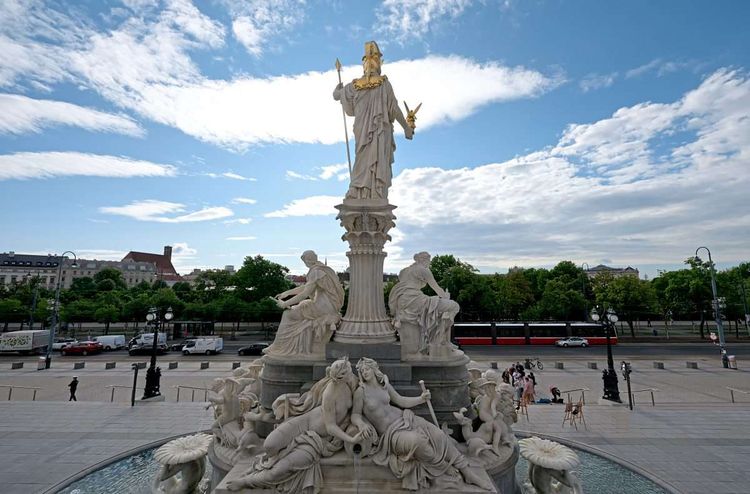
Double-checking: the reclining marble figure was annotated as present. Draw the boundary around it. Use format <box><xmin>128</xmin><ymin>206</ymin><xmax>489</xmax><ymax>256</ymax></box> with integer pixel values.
<box><xmin>225</xmin><ymin>358</ymin><xmax>365</xmax><ymax>492</ymax></box>
<box><xmin>264</xmin><ymin>250</ymin><xmax>344</xmax><ymax>358</ymax></box>
<box><xmin>351</xmin><ymin>357</ymin><xmax>494</xmax><ymax>491</ymax></box>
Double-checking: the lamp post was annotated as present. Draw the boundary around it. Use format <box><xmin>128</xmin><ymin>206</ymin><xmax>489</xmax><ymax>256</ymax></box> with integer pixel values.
<box><xmin>46</xmin><ymin>251</ymin><xmax>77</xmax><ymax>369</ymax></box>
<box><xmin>695</xmin><ymin>247</ymin><xmax>728</xmax><ymax>368</ymax></box>
<box><xmin>581</xmin><ymin>263</ymin><xmax>590</xmax><ymax>321</ymax></box>
<box><xmin>142</xmin><ymin>306</ymin><xmax>173</xmax><ymax>399</ymax></box>
<box><xmin>591</xmin><ymin>306</ymin><xmax>621</xmax><ymax>402</ymax></box>
<box><xmin>738</xmin><ymin>277</ymin><xmax>749</xmax><ymax>337</ymax></box>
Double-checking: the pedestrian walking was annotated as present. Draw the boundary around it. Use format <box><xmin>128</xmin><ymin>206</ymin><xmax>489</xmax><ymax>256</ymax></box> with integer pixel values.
<box><xmin>528</xmin><ymin>371</ymin><xmax>536</xmax><ymax>387</ymax></box>
<box><xmin>68</xmin><ymin>376</ymin><xmax>78</xmax><ymax>401</ymax></box>
<box><xmin>523</xmin><ymin>376</ymin><xmax>535</xmax><ymax>405</ymax></box>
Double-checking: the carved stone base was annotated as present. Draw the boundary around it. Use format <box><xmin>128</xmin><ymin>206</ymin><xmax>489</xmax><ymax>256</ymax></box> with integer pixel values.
<box><xmin>398</xmin><ymin>321</ymin><xmax>467</xmax><ymax>362</ymax></box>
<box><xmin>258</xmin><ymin>343</ymin><xmax>472</xmax><ymax>434</ymax></box>
<box><xmin>214</xmin><ymin>450</ymin><xmax>498</xmax><ymax>493</ymax></box>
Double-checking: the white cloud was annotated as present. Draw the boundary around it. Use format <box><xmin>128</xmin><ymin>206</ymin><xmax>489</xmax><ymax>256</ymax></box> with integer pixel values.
<box><xmin>164</xmin><ymin>0</ymin><xmax>225</xmax><ymax>48</ymax></box>
<box><xmin>579</xmin><ymin>72</ymin><xmax>617</xmax><ymax>92</ymax></box>
<box><xmin>377</xmin><ymin>0</ymin><xmax>473</xmax><ymax>42</ymax></box>
<box><xmin>625</xmin><ymin>59</ymin><xmax>696</xmax><ymax>79</ymax></box>
<box><xmin>224</xmin><ymin>0</ymin><xmax>306</xmax><ymax>57</ymax></box>
<box><xmin>319</xmin><ymin>163</ymin><xmax>350</xmax><ymax>181</ymax></box>
<box><xmin>0</xmin><ymin>93</ymin><xmax>143</xmax><ymax>136</ymax></box>
<box><xmin>224</xmin><ymin>218</ymin><xmax>252</xmax><ymax>224</ymax></box>
<box><xmin>232</xmin><ymin>197</ymin><xmax>257</xmax><ymax>204</ymax></box>
<box><xmin>100</xmin><ymin>199</ymin><xmax>233</xmax><ymax>223</ymax></box>
<box><xmin>0</xmin><ymin>151</ymin><xmax>176</xmax><ymax>180</ymax></box>
<box><xmin>264</xmin><ymin>195</ymin><xmax>340</xmax><ymax>218</ymax></box>
<box><xmin>0</xmin><ymin>3</ymin><xmax>558</xmax><ymax>151</ymax></box>
<box><xmin>387</xmin><ymin>69</ymin><xmax>750</xmax><ymax>269</ymax></box>
<box><xmin>205</xmin><ymin>172</ymin><xmax>256</xmax><ymax>180</ymax></box>
<box><xmin>143</xmin><ymin>56</ymin><xmax>557</xmax><ymax>151</ymax></box>
<box><xmin>286</xmin><ymin>163</ymin><xmax>350</xmax><ymax>182</ymax></box>
<box><xmin>226</xmin><ymin>236</ymin><xmax>257</xmax><ymax>241</ymax></box>
<box><xmin>170</xmin><ymin>241</ymin><xmax>199</xmax><ymax>273</ymax></box>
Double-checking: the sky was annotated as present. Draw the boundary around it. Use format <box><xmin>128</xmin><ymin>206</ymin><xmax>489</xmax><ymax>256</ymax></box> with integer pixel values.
<box><xmin>1</xmin><ymin>0</ymin><xmax>749</xmax><ymax>278</ymax></box>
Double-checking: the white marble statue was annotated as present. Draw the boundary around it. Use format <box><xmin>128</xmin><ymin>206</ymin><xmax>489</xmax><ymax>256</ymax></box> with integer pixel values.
<box><xmin>264</xmin><ymin>250</ymin><xmax>345</xmax><ymax>358</ymax></box>
<box><xmin>350</xmin><ymin>357</ymin><xmax>494</xmax><ymax>491</ymax></box>
<box><xmin>388</xmin><ymin>252</ymin><xmax>461</xmax><ymax>357</ymax></box>
<box><xmin>225</xmin><ymin>358</ymin><xmax>365</xmax><ymax>493</ymax></box>
<box><xmin>519</xmin><ymin>437</ymin><xmax>583</xmax><ymax>494</ymax></box>
<box><xmin>453</xmin><ymin>379</ymin><xmax>516</xmax><ymax>460</ymax></box>
<box><xmin>333</xmin><ymin>40</ymin><xmax>413</xmax><ymax>201</ymax></box>
<box><xmin>152</xmin><ymin>433</ymin><xmax>212</xmax><ymax>494</ymax></box>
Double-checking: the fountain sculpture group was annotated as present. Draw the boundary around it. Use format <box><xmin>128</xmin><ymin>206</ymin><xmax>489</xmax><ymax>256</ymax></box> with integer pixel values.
<box><xmin>152</xmin><ymin>41</ymin><xmax>583</xmax><ymax>494</ymax></box>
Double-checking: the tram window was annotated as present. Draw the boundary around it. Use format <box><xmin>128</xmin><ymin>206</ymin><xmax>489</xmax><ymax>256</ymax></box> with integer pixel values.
<box><xmin>453</xmin><ymin>325</ymin><xmax>489</xmax><ymax>337</ymax></box>
<box><xmin>496</xmin><ymin>325</ymin><xmax>524</xmax><ymax>337</ymax></box>
<box><xmin>571</xmin><ymin>324</ymin><xmax>600</xmax><ymax>337</ymax></box>
<box><xmin>529</xmin><ymin>325</ymin><xmax>568</xmax><ymax>338</ymax></box>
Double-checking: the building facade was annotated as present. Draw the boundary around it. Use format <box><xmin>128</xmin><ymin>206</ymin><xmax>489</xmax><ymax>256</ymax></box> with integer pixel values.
<box><xmin>0</xmin><ymin>252</ymin><xmax>157</xmax><ymax>289</ymax></box>
<box><xmin>584</xmin><ymin>264</ymin><xmax>640</xmax><ymax>279</ymax></box>
<box><xmin>122</xmin><ymin>246</ymin><xmax>182</xmax><ymax>285</ymax></box>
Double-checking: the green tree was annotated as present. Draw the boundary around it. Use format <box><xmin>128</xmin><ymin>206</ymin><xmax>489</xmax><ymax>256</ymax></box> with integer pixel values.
<box><xmin>93</xmin><ymin>267</ymin><xmax>127</xmax><ymax>290</ymax></box>
<box><xmin>536</xmin><ymin>279</ymin><xmax>585</xmax><ymax>320</ymax></box>
<box><xmin>94</xmin><ymin>304</ymin><xmax>120</xmax><ymax>334</ymax></box>
<box><xmin>234</xmin><ymin>256</ymin><xmax>292</xmax><ymax>303</ymax></box>
<box><xmin>593</xmin><ymin>274</ymin><xmax>655</xmax><ymax>337</ymax></box>
<box><xmin>0</xmin><ymin>298</ymin><xmax>25</xmax><ymax>331</ymax></box>
<box><xmin>492</xmin><ymin>270</ymin><xmax>535</xmax><ymax>320</ymax></box>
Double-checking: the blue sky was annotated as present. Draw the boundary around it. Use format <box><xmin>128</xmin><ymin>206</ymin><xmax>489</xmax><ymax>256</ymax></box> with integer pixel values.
<box><xmin>1</xmin><ymin>0</ymin><xmax>749</xmax><ymax>278</ymax></box>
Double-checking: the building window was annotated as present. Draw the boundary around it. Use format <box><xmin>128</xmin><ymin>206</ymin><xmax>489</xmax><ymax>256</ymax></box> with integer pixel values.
<box><xmin>11</xmin><ymin>276</ymin><xmax>17</xmax><ymax>284</ymax></box>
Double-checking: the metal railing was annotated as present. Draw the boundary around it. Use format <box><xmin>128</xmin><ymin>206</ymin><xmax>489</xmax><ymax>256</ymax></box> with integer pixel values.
<box><xmin>1</xmin><ymin>384</ymin><xmax>40</xmax><ymax>401</ymax></box>
<box><xmin>559</xmin><ymin>387</ymin><xmax>590</xmax><ymax>405</ymax></box>
<box><xmin>727</xmin><ymin>386</ymin><xmax>750</xmax><ymax>404</ymax></box>
<box><xmin>631</xmin><ymin>388</ymin><xmax>659</xmax><ymax>407</ymax></box>
<box><xmin>106</xmin><ymin>385</ymin><xmax>142</xmax><ymax>403</ymax></box>
<box><xmin>175</xmin><ymin>385</ymin><xmax>210</xmax><ymax>402</ymax></box>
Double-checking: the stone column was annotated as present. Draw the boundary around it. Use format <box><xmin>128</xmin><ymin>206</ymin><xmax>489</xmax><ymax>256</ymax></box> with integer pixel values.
<box><xmin>334</xmin><ymin>199</ymin><xmax>397</xmax><ymax>343</ymax></box>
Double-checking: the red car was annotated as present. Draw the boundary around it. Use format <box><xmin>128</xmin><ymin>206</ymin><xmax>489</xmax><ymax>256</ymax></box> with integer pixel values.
<box><xmin>60</xmin><ymin>341</ymin><xmax>103</xmax><ymax>356</ymax></box>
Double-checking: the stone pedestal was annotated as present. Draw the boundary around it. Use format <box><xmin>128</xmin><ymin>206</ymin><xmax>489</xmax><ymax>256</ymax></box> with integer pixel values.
<box><xmin>215</xmin><ymin>450</ymin><xmax>498</xmax><ymax>493</ymax></box>
<box><xmin>333</xmin><ymin>199</ymin><xmax>397</xmax><ymax>344</ymax></box>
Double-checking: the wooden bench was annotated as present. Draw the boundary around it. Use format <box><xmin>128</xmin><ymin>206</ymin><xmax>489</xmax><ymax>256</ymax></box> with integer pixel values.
<box><xmin>200</xmin><ymin>362</ymin><xmax>210</xmax><ymax>370</ymax></box>
<box><xmin>11</xmin><ymin>362</ymin><xmax>23</xmax><ymax>370</ymax></box>
<box><xmin>105</xmin><ymin>362</ymin><xmax>116</xmax><ymax>370</ymax></box>
<box><xmin>555</xmin><ymin>362</ymin><xmax>564</xmax><ymax>369</ymax></box>
<box><xmin>587</xmin><ymin>362</ymin><xmax>597</xmax><ymax>369</ymax></box>
<box><xmin>73</xmin><ymin>362</ymin><xmax>85</xmax><ymax>370</ymax></box>
<box><xmin>686</xmin><ymin>361</ymin><xmax>698</xmax><ymax>369</ymax></box>
<box><xmin>168</xmin><ymin>362</ymin><xmax>178</xmax><ymax>370</ymax></box>
<box><xmin>232</xmin><ymin>362</ymin><xmax>241</xmax><ymax>369</ymax></box>
<box><xmin>653</xmin><ymin>362</ymin><xmax>664</xmax><ymax>369</ymax></box>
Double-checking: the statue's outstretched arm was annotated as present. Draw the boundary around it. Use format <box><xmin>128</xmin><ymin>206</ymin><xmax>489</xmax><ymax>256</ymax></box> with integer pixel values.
<box><xmin>387</xmin><ymin>382</ymin><xmax>427</xmax><ymax>409</ymax></box>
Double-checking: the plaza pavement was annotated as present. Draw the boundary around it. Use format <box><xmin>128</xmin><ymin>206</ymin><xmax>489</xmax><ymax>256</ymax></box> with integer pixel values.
<box><xmin>0</xmin><ymin>356</ymin><xmax>749</xmax><ymax>493</ymax></box>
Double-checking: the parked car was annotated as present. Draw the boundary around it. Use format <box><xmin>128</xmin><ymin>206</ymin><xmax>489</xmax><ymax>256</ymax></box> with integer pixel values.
<box><xmin>237</xmin><ymin>342</ymin><xmax>269</xmax><ymax>356</ymax></box>
<box><xmin>52</xmin><ymin>338</ymin><xmax>77</xmax><ymax>351</ymax></box>
<box><xmin>555</xmin><ymin>337</ymin><xmax>589</xmax><ymax>348</ymax></box>
<box><xmin>93</xmin><ymin>335</ymin><xmax>126</xmax><ymax>351</ymax></box>
<box><xmin>128</xmin><ymin>344</ymin><xmax>168</xmax><ymax>356</ymax></box>
<box><xmin>170</xmin><ymin>339</ymin><xmax>196</xmax><ymax>352</ymax></box>
<box><xmin>183</xmin><ymin>337</ymin><xmax>223</xmax><ymax>356</ymax></box>
<box><xmin>60</xmin><ymin>341</ymin><xmax>104</xmax><ymax>356</ymax></box>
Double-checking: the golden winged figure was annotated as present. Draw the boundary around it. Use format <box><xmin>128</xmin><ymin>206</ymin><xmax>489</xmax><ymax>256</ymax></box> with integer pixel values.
<box><xmin>404</xmin><ymin>101</ymin><xmax>422</xmax><ymax>129</ymax></box>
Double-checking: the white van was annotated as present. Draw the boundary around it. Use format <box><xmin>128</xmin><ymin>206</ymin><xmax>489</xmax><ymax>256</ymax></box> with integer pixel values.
<box><xmin>182</xmin><ymin>337</ymin><xmax>223</xmax><ymax>356</ymax></box>
<box><xmin>94</xmin><ymin>335</ymin><xmax>126</xmax><ymax>351</ymax></box>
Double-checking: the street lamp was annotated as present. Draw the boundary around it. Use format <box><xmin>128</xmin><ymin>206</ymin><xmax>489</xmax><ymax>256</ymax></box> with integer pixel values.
<box><xmin>581</xmin><ymin>263</ymin><xmax>590</xmax><ymax>321</ymax></box>
<box><xmin>142</xmin><ymin>306</ymin><xmax>173</xmax><ymax>399</ymax></box>
<box><xmin>46</xmin><ymin>251</ymin><xmax>77</xmax><ymax>369</ymax></box>
<box><xmin>591</xmin><ymin>306</ymin><xmax>622</xmax><ymax>403</ymax></box>
<box><xmin>695</xmin><ymin>247</ymin><xmax>728</xmax><ymax>368</ymax></box>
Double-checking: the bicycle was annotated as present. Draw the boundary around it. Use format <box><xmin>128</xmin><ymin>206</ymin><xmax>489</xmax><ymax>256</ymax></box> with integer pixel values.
<box><xmin>525</xmin><ymin>358</ymin><xmax>543</xmax><ymax>370</ymax></box>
